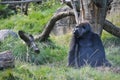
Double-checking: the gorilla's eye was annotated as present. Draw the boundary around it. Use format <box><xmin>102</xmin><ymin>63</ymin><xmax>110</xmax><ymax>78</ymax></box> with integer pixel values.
<box><xmin>76</xmin><ymin>25</ymin><xmax>79</xmax><ymax>28</ymax></box>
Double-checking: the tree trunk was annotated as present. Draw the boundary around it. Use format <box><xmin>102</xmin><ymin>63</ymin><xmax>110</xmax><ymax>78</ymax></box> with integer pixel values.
<box><xmin>0</xmin><ymin>51</ymin><xmax>15</xmax><ymax>70</ymax></box>
<box><xmin>35</xmin><ymin>11</ymin><xmax>120</xmax><ymax>41</ymax></box>
<box><xmin>64</xmin><ymin>0</ymin><xmax>113</xmax><ymax>36</ymax></box>
<box><xmin>80</xmin><ymin>0</ymin><xmax>107</xmax><ymax>35</ymax></box>
<box><xmin>24</xmin><ymin>3</ymin><xmax>29</xmax><ymax>15</ymax></box>
<box><xmin>37</xmin><ymin>0</ymin><xmax>113</xmax><ymax>41</ymax></box>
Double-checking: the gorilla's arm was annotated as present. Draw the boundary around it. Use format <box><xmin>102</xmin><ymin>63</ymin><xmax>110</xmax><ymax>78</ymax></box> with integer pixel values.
<box><xmin>92</xmin><ymin>34</ymin><xmax>105</xmax><ymax>54</ymax></box>
<box><xmin>68</xmin><ymin>35</ymin><xmax>77</xmax><ymax>66</ymax></box>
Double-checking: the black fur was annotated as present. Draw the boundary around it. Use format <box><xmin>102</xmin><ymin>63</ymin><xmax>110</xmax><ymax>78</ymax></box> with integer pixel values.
<box><xmin>68</xmin><ymin>23</ymin><xmax>111</xmax><ymax>67</ymax></box>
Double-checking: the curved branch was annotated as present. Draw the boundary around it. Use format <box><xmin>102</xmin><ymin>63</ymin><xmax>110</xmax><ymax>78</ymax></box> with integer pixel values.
<box><xmin>35</xmin><ymin>11</ymin><xmax>120</xmax><ymax>41</ymax></box>
<box><xmin>35</xmin><ymin>11</ymin><xmax>74</xmax><ymax>41</ymax></box>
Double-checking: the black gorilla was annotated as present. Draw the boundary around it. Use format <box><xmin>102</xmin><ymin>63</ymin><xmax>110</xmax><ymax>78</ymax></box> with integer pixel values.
<box><xmin>68</xmin><ymin>22</ymin><xmax>111</xmax><ymax>67</ymax></box>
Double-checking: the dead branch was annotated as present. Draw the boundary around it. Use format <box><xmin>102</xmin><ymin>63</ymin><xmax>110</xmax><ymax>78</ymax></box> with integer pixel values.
<box><xmin>104</xmin><ymin>20</ymin><xmax>120</xmax><ymax>38</ymax></box>
<box><xmin>35</xmin><ymin>11</ymin><xmax>74</xmax><ymax>41</ymax></box>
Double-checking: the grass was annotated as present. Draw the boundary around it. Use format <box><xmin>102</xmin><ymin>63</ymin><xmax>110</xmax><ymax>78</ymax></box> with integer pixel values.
<box><xmin>0</xmin><ymin>32</ymin><xmax>120</xmax><ymax>80</ymax></box>
<box><xmin>0</xmin><ymin>2</ymin><xmax>61</xmax><ymax>35</ymax></box>
<box><xmin>0</xmin><ymin>62</ymin><xmax>120</xmax><ymax>80</ymax></box>
<box><xmin>0</xmin><ymin>2</ymin><xmax>120</xmax><ymax>80</ymax></box>
<box><xmin>102</xmin><ymin>31</ymin><xmax>120</xmax><ymax>67</ymax></box>
<box><xmin>107</xmin><ymin>13</ymin><xmax>120</xmax><ymax>27</ymax></box>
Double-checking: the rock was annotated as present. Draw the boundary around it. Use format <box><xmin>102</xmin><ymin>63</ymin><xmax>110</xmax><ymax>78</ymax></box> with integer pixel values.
<box><xmin>0</xmin><ymin>51</ymin><xmax>15</xmax><ymax>70</ymax></box>
<box><xmin>0</xmin><ymin>29</ymin><xmax>18</xmax><ymax>41</ymax></box>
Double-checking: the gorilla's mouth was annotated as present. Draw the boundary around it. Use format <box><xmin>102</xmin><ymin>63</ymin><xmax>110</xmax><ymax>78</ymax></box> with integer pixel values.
<box><xmin>73</xmin><ymin>27</ymin><xmax>85</xmax><ymax>38</ymax></box>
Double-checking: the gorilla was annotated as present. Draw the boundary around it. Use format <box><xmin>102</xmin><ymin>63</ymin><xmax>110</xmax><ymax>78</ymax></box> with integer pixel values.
<box><xmin>68</xmin><ymin>22</ymin><xmax>111</xmax><ymax>67</ymax></box>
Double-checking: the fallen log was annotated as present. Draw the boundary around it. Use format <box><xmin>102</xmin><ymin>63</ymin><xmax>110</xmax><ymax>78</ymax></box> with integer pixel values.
<box><xmin>0</xmin><ymin>51</ymin><xmax>15</xmax><ymax>70</ymax></box>
<box><xmin>103</xmin><ymin>20</ymin><xmax>120</xmax><ymax>38</ymax></box>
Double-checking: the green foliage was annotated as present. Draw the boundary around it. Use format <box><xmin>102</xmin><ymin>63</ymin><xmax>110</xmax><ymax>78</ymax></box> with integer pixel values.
<box><xmin>0</xmin><ymin>36</ymin><xmax>18</xmax><ymax>52</ymax></box>
<box><xmin>39</xmin><ymin>0</ymin><xmax>60</xmax><ymax>11</ymax></box>
<box><xmin>0</xmin><ymin>36</ymin><xmax>67</xmax><ymax>65</ymax></box>
<box><xmin>0</xmin><ymin>5</ymin><xmax>8</xmax><ymax>10</ymax></box>
<box><xmin>0</xmin><ymin>64</ymin><xmax>120</xmax><ymax>80</ymax></box>
<box><xmin>0</xmin><ymin>2</ymin><xmax>61</xmax><ymax>34</ymax></box>
<box><xmin>0</xmin><ymin>2</ymin><xmax>64</xmax><ymax>65</ymax></box>
<box><xmin>26</xmin><ymin>40</ymin><xmax>67</xmax><ymax>64</ymax></box>
<box><xmin>0</xmin><ymin>4</ymin><xmax>15</xmax><ymax>18</ymax></box>
<box><xmin>0</xmin><ymin>13</ymin><xmax>49</xmax><ymax>34</ymax></box>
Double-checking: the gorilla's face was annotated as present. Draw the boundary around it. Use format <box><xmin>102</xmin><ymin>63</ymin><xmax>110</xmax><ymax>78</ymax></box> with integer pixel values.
<box><xmin>73</xmin><ymin>26</ymin><xmax>85</xmax><ymax>38</ymax></box>
<box><xmin>73</xmin><ymin>23</ymin><xmax>91</xmax><ymax>38</ymax></box>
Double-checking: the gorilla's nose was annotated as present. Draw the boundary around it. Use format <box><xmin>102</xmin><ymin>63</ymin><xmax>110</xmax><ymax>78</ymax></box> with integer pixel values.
<box><xmin>73</xmin><ymin>28</ymin><xmax>79</xmax><ymax>35</ymax></box>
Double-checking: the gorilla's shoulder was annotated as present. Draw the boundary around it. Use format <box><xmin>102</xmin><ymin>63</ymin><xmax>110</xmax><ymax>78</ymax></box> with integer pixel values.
<box><xmin>92</xmin><ymin>32</ymin><xmax>100</xmax><ymax>39</ymax></box>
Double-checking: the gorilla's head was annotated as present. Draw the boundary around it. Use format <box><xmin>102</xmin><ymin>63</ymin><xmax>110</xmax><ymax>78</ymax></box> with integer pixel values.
<box><xmin>73</xmin><ymin>23</ymin><xmax>91</xmax><ymax>38</ymax></box>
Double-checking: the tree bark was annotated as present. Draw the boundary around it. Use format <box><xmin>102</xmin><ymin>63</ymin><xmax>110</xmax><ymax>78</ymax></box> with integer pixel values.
<box><xmin>63</xmin><ymin>0</ymin><xmax>113</xmax><ymax>36</ymax></box>
<box><xmin>0</xmin><ymin>51</ymin><xmax>15</xmax><ymax>70</ymax></box>
<box><xmin>35</xmin><ymin>11</ymin><xmax>120</xmax><ymax>41</ymax></box>
<box><xmin>70</xmin><ymin>0</ymin><xmax>80</xmax><ymax>25</ymax></box>
<box><xmin>104</xmin><ymin>20</ymin><xmax>120</xmax><ymax>38</ymax></box>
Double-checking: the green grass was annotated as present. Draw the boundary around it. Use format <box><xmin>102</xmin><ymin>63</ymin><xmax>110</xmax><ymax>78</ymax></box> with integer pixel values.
<box><xmin>0</xmin><ymin>32</ymin><xmax>120</xmax><ymax>80</ymax></box>
<box><xmin>0</xmin><ymin>2</ymin><xmax>61</xmax><ymax>35</ymax></box>
<box><xmin>107</xmin><ymin>13</ymin><xmax>120</xmax><ymax>27</ymax></box>
<box><xmin>102</xmin><ymin>31</ymin><xmax>120</xmax><ymax>66</ymax></box>
<box><xmin>0</xmin><ymin>62</ymin><xmax>120</xmax><ymax>80</ymax></box>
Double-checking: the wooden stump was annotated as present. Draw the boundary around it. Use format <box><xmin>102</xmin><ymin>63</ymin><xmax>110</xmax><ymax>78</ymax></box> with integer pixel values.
<box><xmin>0</xmin><ymin>51</ymin><xmax>15</xmax><ymax>70</ymax></box>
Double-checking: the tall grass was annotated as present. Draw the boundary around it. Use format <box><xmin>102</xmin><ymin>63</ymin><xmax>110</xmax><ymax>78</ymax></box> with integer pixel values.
<box><xmin>107</xmin><ymin>12</ymin><xmax>120</xmax><ymax>27</ymax></box>
<box><xmin>0</xmin><ymin>1</ymin><xmax>61</xmax><ymax>34</ymax></box>
<box><xmin>102</xmin><ymin>32</ymin><xmax>120</xmax><ymax>66</ymax></box>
